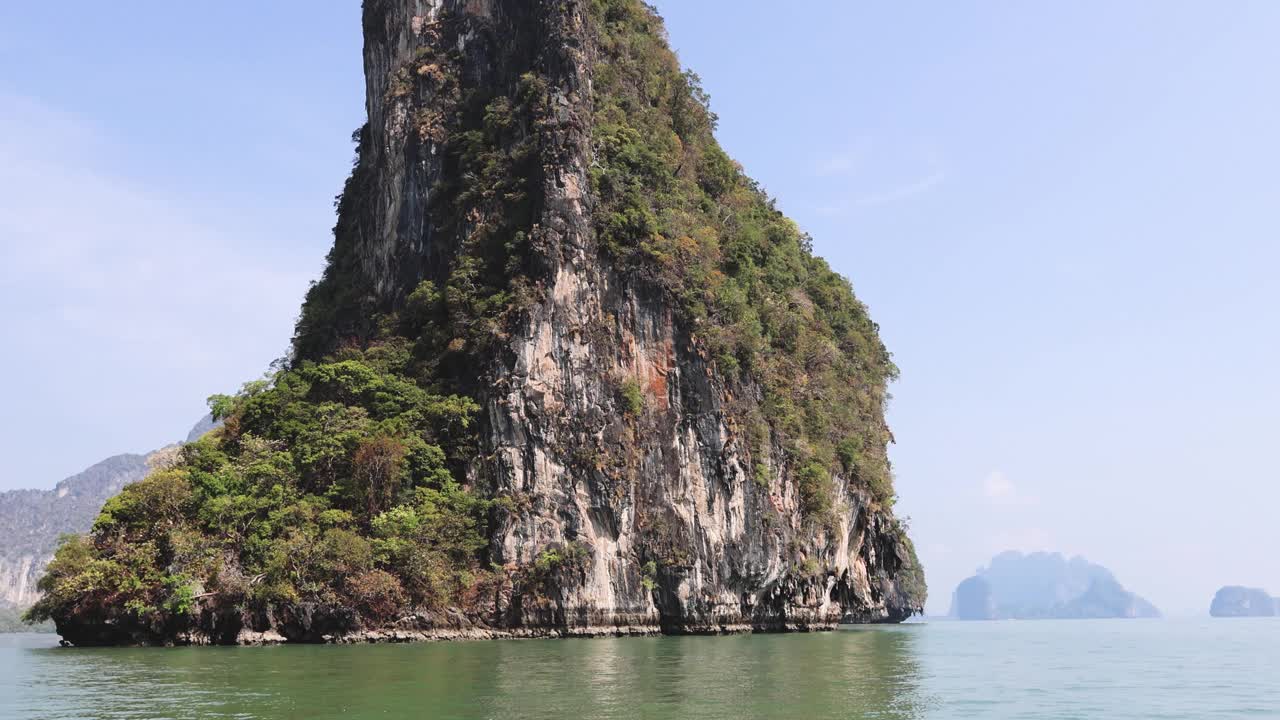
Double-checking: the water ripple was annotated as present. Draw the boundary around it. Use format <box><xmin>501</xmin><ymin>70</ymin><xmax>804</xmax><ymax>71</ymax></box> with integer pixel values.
<box><xmin>1</xmin><ymin>619</ymin><xmax>1276</xmax><ymax>719</ymax></box>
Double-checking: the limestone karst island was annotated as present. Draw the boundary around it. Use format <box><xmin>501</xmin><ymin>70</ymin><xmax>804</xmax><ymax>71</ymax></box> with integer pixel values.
<box><xmin>7</xmin><ymin>2</ymin><xmax>1280</xmax><ymax>718</ymax></box>
<box><xmin>25</xmin><ymin>0</ymin><xmax>925</xmax><ymax>646</ymax></box>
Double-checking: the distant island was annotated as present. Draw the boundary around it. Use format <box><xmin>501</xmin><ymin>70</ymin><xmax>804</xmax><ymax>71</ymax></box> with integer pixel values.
<box><xmin>950</xmin><ymin>551</ymin><xmax>1160</xmax><ymax>620</ymax></box>
<box><xmin>1</xmin><ymin>454</ymin><xmax>151</xmax><ymax>612</ymax></box>
<box><xmin>24</xmin><ymin>0</ymin><xmax>926</xmax><ymax>647</ymax></box>
<box><xmin>1210</xmin><ymin>586</ymin><xmax>1278</xmax><ymax>617</ymax></box>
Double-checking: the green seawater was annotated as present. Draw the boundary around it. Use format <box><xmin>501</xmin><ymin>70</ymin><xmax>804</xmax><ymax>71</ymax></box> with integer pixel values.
<box><xmin>2</xmin><ymin>619</ymin><xmax>1277</xmax><ymax>719</ymax></box>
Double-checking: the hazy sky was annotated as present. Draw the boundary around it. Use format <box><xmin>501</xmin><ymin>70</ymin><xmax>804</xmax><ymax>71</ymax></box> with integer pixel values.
<box><xmin>2</xmin><ymin>2</ymin><xmax>1278</xmax><ymax>617</ymax></box>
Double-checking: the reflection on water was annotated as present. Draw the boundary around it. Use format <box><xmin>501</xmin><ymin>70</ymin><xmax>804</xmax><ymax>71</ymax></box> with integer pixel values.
<box><xmin>7</xmin><ymin>620</ymin><xmax>1280</xmax><ymax>719</ymax></box>
<box><xmin>483</xmin><ymin>627</ymin><xmax>925</xmax><ymax>719</ymax></box>
<box><xmin>1</xmin><ymin>628</ymin><xmax>926</xmax><ymax>720</ymax></box>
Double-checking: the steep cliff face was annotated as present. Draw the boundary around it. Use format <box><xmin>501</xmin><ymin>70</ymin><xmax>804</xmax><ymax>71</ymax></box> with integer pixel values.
<box><xmin>304</xmin><ymin>0</ymin><xmax>921</xmax><ymax>632</ymax></box>
<box><xmin>35</xmin><ymin>0</ymin><xmax>923</xmax><ymax>646</ymax></box>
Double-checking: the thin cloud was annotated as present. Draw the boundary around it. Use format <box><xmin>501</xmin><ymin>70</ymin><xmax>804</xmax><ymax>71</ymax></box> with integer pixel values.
<box><xmin>986</xmin><ymin>527</ymin><xmax>1055</xmax><ymax>555</ymax></box>
<box><xmin>853</xmin><ymin>169</ymin><xmax>946</xmax><ymax>207</ymax></box>
<box><xmin>814</xmin><ymin>138</ymin><xmax>946</xmax><ymax>215</ymax></box>
<box><xmin>981</xmin><ymin>470</ymin><xmax>1038</xmax><ymax>507</ymax></box>
<box><xmin>0</xmin><ymin>93</ymin><xmax>316</xmax><ymax>488</ymax></box>
<box><xmin>0</xmin><ymin>94</ymin><xmax>312</xmax><ymax>363</ymax></box>
<box><xmin>816</xmin><ymin>169</ymin><xmax>946</xmax><ymax>216</ymax></box>
<box><xmin>983</xmin><ymin>471</ymin><xmax>1016</xmax><ymax>501</ymax></box>
<box><xmin>815</xmin><ymin>142</ymin><xmax>866</xmax><ymax>177</ymax></box>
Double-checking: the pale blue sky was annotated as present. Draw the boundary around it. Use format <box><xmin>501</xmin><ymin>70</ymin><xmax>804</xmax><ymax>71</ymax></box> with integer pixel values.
<box><xmin>2</xmin><ymin>2</ymin><xmax>1277</xmax><ymax>617</ymax></box>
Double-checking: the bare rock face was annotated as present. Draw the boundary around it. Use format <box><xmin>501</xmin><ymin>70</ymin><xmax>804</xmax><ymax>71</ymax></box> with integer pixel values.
<box><xmin>286</xmin><ymin>0</ymin><xmax>925</xmax><ymax>635</ymax></box>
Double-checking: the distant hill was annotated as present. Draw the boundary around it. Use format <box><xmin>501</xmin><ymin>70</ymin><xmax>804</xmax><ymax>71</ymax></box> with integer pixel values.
<box><xmin>0</xmin><ymin>416</ymin><xmax>216</xmax><ymax>615</ymax></box>
<box><xmin>185</xmin><ymin>414</ymin><xmax>219</xmax><ymax>443</ymax></box>
<box><xmin>1210</xmin><ymin>586</ymin><xmax>1277</xmax><ymax>617</ymax></box>
<box><xmin>0</xmin><ymin>606</ymin><xmax>51</xmax><ymax>633</ymax></box>
<box><xmin>0</xmin><ymin>453</ymin><xmax>152</xmax><ymax>609</ymax></box>
<box><xmin>950</xmin><ymin>551</ymin><xmax>1160</xmax><ymax>620</ymax></box>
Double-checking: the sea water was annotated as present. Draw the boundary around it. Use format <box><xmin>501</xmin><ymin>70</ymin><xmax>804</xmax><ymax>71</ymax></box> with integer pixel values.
<box><xmin>2</xmin><ymin>618</ymin><xmax>1276</xmax><ymax>719</ymax></box>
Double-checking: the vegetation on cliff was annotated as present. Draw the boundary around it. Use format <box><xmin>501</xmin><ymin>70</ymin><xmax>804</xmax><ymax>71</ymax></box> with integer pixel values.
<box><xmin>28</xmin><ymin>346</ymin><xmax>496</xmax><ymax>628</ymax></box>
<box><xmin>30</xmin><ymin>0</ymin><xmax>923</xmax><ymax>635</ymax></box>
<box><xmin>588</xmin><ymin>0</ymin><xmax>900</xmax><ymax>514</ymax></box>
